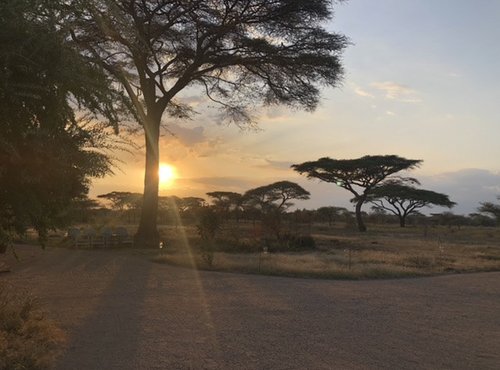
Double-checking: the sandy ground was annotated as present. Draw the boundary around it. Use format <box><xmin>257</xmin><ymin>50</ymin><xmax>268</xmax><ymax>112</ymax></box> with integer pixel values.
<box><xmin>1</xmin><ymin>245</ymin><xmax>499</xmax><ymax>370</ymax></box>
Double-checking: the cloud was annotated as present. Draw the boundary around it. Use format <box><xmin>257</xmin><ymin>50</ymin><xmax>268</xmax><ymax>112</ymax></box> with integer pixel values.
<box><xmin>419</xmin><ymin>168</ymin><xmax>500</xmax><ymax>214</ymax></box>
<box><xmin>354</xmin><ymin>87</ymin><xmax>374</xmax><ymax>98</ymax></box>
<box><xmin>255</xmin><ymin>159</ymin><xmax>295</xmax><ymax>171</ymax></box>
<box><xmin>165</xmin><ymin>123</ymin><xmax>207</xmax><ymax>146</ymax></box>
<box><xmin>371</xmin><ymin>81</ymin><xmax>422</xmax><ymax>103</ymax></box>
<box><xmin>386</xmin><ymin>110</ymin><xmax>396</xmax><ymax>116</ymax></box>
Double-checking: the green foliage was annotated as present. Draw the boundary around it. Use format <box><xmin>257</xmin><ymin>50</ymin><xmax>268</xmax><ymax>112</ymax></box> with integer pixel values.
<box><xmin>0</xmin><ymin>0</ymin><xmax>121</xmax><ymax>247</ymax></box>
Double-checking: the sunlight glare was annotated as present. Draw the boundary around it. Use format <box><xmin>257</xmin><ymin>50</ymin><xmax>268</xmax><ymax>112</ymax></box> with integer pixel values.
<box><xmin>159</xmin><ymin>163</ymin><xmax>177</xmax><ymax>186</ymax></box>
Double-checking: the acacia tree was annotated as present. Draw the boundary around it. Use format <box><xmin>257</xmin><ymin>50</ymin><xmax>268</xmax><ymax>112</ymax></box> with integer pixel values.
<box><xmin>206</xmin><ymin>191</ymin><xmax>243</xmax><ymax>221</ymax></box>
<box><xmin>477</xmin><ymin>197</ymin><xmax>500</xmax><ymax>224</ymax></box>
<box><xmin>244</xmin><ymin>181</ymin><xmax>310</xmax><ymax>239</ymax></box>
<box><xmin>244</xmin><ymin>181</ymin><xmax>310</xmax><ymax>212</ymax></box>
<box><xmin>65</xmin><ymin>0</ymin><xmax>348</xmax><ymax>247</ymax></box>
<box><xmin>97</xmin><ymin>191</ymin><xmax>142</xmax><ymax>211</ymax></box>
<box><xmin>367</xmin><ymin>178</ymin><xmax>455</xmax><ymax>227</ymax></box>
<box><xmin>292</xmin><ymin>155</ymin><xmax>422</xmax><ymax>232</ymax></box>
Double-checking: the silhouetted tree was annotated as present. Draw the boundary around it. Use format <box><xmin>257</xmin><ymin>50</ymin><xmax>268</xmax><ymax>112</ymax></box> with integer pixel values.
<box><xmin>367</xmin><ymin>178</ymin><xmax>455</xmax><ymax>227</ymax></box>
<box><xmin>430</xmin><ymin>212</ymin><xmax>468</xmax><ymax>229</ymax></box>
<box><xmin>0</xmin><ymin>0</ymin><xmax>120</xmax><ymax>249</ymax></box>
<box><xmin>97</xmin><ymin>192</ymin><xmax>142</xmax><ymax>211</ymax></box>
<box><xmin>316</xmin><ymin>206</ymin><xmax>349</xmax><ymax>227</ymax></box>
<box><xmin>65</xmin><ymin>0</ymin><xmax>349</xmax><ymax>247</ymax></box>
<box><xmin>206</xmin><ymin>191</ymin><xmax>243</xmax><ymax>221</ymax></box>
<box><xmin>293</xmin><ymin>155</ymin><xmax>422</xmax><ymax>232</ymax></box>
<box><xmin>244</xmin><ymin>181</ymin><xmax>310</xmax><ymax>213</ymax></box>
<box><xmin>244</xmin><ymin>181</ymin><xmax>310</xmax><ymax>239</ymax></box>
<box><xmin>478</xmin><ymin>197</ymin><xmax>500</xmax><ymax>224</ymax></box>
<box><xmin>468</xmin><ymin>212</ymin><xmax>496</xmax><ymax>227</ymax></box>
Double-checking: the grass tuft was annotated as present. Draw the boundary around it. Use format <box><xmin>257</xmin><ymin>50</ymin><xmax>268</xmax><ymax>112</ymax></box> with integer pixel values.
<box><xmin>0</xmin><ymin>287</ymin><xmax>65</xmax><ymax>370</ymax></box>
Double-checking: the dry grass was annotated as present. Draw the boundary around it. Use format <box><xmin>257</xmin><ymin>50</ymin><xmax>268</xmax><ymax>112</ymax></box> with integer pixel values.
<box><xmin>154</xmin><ymin>223</ymin><xmax>500</xmax><ymax>280</ymax></box>
<box><xmin>0</xmin><ymin>287</ymin><xmax>65</xmax><ymax>370</ymax></box>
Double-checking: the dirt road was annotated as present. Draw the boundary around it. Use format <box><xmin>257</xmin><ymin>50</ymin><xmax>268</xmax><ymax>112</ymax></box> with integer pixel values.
<box><xmin>1</xmin><ymin>245</ymin><xmax>499</xmax><ymax>369</ymax></box>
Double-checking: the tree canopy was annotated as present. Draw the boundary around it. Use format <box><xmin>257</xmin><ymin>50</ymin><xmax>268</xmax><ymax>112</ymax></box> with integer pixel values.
<box><xmin>292</xmin><ymin>155</ymin><xmax>422</xmax><ymax>231</ymax></box>
<box><xmin>367</xmin><ymin>178</ymin><xmax>455</xmax><ymax>227</ymax></box>
<box><xmin>478</xmin><ymin>197</ymin><xmax>500</xmax><ymax>223</ymax></box>
<box><xmin>244</xmin><ymin>181</ymin><xmax>310</xmax><ymax>212</ymax></box>
<box><xmin>0</xmin><ymin>0</ymin><xmax>118</xmax><ymax>248</ymax></box>
<box><xmin>64</xmin><ymin>0</ymin><xmax>349</xmax><ymax>247</ymax></box>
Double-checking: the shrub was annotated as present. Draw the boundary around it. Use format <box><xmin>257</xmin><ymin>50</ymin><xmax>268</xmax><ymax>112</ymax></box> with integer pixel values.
<box><xmin>0</xmin><ymin>288</ymin><xmax>65</xmax><ymax>370</ymax></box>
<box><xmin>272</xmin><ymin>234</ymin><xmax>316</xmax><ymax>252</ymax></box>
<box><xmin>199</xmin><ymin>241</ymin><xmax>215</xmax><ymax>268</ymax></box>
<box><xmin>196</xmin><ymin>207</ymin><xmax>221</xmax><ymax>241</ymax></box>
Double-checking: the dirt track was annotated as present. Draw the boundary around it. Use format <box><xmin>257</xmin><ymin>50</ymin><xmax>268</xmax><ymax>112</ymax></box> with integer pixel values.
<box><xmin>1</xmin><ymin>245</ymin><xmax>499</xmax><ymax>369</ymax></box>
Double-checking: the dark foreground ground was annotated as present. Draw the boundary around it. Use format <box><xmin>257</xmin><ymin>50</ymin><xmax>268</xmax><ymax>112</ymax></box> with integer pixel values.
<box><xmin>1</xmin><ymin>245</ymin><xmax>499</xmax><ymax>370</ymax></box>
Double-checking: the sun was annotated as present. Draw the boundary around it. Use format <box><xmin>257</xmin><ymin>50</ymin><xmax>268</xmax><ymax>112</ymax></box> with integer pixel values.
<box><xmin>159</xmin><ymin>163</ymin><xmax>177</xmax><ymax>186</ymax></box>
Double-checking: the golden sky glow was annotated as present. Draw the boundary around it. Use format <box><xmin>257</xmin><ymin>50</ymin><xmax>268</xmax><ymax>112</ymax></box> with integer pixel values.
<box><xmin>159</xmin><ymin>163</ymin><xmax>177</xmax><ymax>188</ymax></box>
<box><xmin>90</xmin><ymin>1</ymin><xmax>500</xmax><ymax>214</ymax></box>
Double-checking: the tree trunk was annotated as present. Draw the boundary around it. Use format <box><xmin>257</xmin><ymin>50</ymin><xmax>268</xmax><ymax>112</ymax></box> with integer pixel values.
<box><xmin>399</xmin><ymin>216</ymin><xmax>406</xmax><ymax>227</ymax></box>
<box><xmin>355</xmin><ymin>198</ymin><xmax>367</xmax><ymax>232</ymax></box>
<box><xmin>134</xmin><ymin>116</ymin><xmax>160</xmax><ymax>248</ymax></box>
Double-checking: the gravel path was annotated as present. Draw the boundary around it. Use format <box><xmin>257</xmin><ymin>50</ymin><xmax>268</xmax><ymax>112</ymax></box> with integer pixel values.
<box><xmin>1</xmin><ymin>245</ymin><xmax>499</xmax><ymax>369</ymax></box>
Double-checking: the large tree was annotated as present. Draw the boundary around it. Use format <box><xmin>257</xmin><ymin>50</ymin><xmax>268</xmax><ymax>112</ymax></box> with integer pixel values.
<box><xmin>0</xmin><ymin>0</ymin><xmax>119</xmax><ymax>249</ymax></box>
<box><xmin>65</xmin><ymin>0</ymin><xmax>349</xmax><ymax>247</ymax></box>
<box><xmin>292</xmin><ymin>155</ymin><xmax>422</xmax><ymax>231</ymax></box>
<box><xmin>367</xmin><ymin>178</ymin><xmax>455</xmax><ymax>227</ymax></box>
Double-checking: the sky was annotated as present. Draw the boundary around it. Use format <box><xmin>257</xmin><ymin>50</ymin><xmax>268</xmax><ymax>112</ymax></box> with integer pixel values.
<box><xmin>90</xmin><ymin>0</ymin><xmax>500</xmax><ymax>215</ymax></box>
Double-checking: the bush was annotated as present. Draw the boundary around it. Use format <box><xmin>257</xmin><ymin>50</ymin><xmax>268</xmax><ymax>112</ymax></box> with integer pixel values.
<box><xmin>0</xmin><ymin>288</ymin><xmax>65</xmax><ymax>370</ymax></box>
<box><xmin>272</xmin><ymin>234</ymin><xmax>316</xmax><ymax>252</ymax></box>
<box><xmin>196</xmin><ymin>207</ymin><xmax>221</xmax><ymax>241</ymax></box>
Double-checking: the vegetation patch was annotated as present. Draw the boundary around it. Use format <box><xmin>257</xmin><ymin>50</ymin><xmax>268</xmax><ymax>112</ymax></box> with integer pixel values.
<box><xmin>152</xmin><ymin>223</ymin><xmax>500</xmax><ymax>280</ymax></box>
<box><xmin>0</xmin><ymin>287</ymin><xmax>65</xmax><ymax>370</ymax></box>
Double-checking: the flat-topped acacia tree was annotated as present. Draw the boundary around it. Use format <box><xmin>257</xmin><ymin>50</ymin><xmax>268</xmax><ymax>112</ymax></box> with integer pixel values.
<box><xmin>66</xmin><ymin>0</ymin><xmax>349</xmax><ymax>248</ymax></box>
<box><xmin>292</xmin><ymin>155</ymin><xmax>422</xmax><ymax>232</ymax></box>
<box><xmin>367</xmin><ymin>178</ymin><xmax>455</xmax><ymax>227</ymax></box>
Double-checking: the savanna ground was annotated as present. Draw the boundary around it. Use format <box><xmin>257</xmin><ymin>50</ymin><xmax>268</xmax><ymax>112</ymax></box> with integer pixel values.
<box><xmin>1</xmin><ymin>222</ymin><xmax>500</xmax><ymax>369</ymax></box>
<box><xmin>152</xmin><ymin>221</ymin><xmax>500</xmax><ymax>279</ymax></box>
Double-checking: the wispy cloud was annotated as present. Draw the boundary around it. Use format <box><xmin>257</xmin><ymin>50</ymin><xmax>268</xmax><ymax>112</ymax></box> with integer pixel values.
<box><xmin>354</xmin><ymin>87</ymin><xmax>374</xmax><ymax>98</ymax></box>
<box><xmin>371</xmin><ymin>81</ymin><xmax>421</xmax><ymax>103</ymax></box>
<box><xmin>256</xmin><ymin>159</ymin><xmax>295</xmax><ymax>171</ymax></box>
<box><xmin>181</xmin><ymin>176</ymin><xmax>257</xmax><ymax>190</ymax></box>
